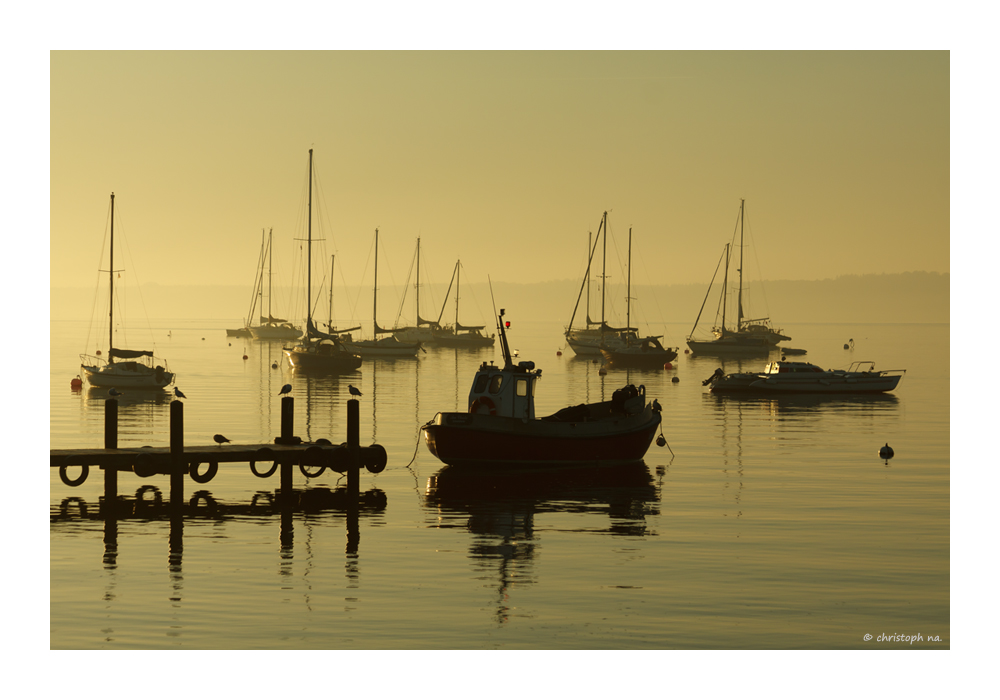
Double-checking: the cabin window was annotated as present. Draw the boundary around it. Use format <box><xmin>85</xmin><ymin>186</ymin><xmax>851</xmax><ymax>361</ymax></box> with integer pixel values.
<box><xmin>516</xmin><ymin>379</ymin><xmax>527</xmax><ymax>397</ymax></box>
<box><xmin>488</xmin><ymin>375</ymin><xmax>503</xmax><ymax>394</ymax></box>
<box><xmin>473</xmin><ymin>374</ymin><xmax>489</xmax><ymax>393</ymax></box>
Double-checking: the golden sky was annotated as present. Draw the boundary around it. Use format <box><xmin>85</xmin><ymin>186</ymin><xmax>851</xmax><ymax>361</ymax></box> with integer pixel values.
<box><xmin>50</xmin><ymin>51</ymin><xmax>948</xmax><ymax>296</ymax></box>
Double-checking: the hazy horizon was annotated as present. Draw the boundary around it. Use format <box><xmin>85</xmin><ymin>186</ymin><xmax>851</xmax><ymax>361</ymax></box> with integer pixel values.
<box><xmin>51</xmin><ymin>51</ymin><xmax>949</xmax><ymax>308</ymax></box>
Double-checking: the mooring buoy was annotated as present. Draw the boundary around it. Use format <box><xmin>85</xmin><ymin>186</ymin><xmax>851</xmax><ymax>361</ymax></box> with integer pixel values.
<box><xmin>879</xmin><ymin>443</ymin><xmax>894</xmax><ymax>459</ymax></box>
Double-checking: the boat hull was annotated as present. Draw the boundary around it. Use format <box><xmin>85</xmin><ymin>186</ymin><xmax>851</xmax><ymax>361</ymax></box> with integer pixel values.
<box><xmin>422</xmin><ymin>405</ymin><xmax>661</xmax><ymax>467</ymax></box>
<box><xmin>283</xmin><ymin>343</ymin><xmax>362</xmax><ymax>372</ymax></box>
<box><xmin>432</xmin><ymin>332</ymin><xmax>495</xmax><ymax>349</ymax></box>
<box><xmin>686</xmin><ymin>337</ymin><xmax>776</xmax><ymax>356</ymax></box>
<box><xmin>81</xmin><ymin>363</ymin><xmax>174</xmax><ymax>389</ymax></box>
<box><xmin>250</xmin><ymin>324</ymin><xmax>302</xmax><ymax>340</ymax></box>
<box><xmin>600</xmin><ymin>348</ymin><xmax>678</xmax><ymax>368</ymax></box>
<box><xmin>342</xmin><ymin>338</ymin><xmax>421</xmax><ymax>358</ymax></box>
<box><xmin>711</xmin><ymin>372</ymin><xmax>904</xmax><ymax>394</ymax></box>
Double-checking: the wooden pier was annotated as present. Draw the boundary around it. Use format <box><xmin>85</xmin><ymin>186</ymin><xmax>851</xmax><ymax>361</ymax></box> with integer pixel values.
<box><xmin>50</xmin><ymin>396</ymin><xmax>387</xmax><ymax>508</ymax></box>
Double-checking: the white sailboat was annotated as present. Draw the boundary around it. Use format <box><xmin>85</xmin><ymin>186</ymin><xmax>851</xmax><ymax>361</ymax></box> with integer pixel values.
<box><xmin>80</xmin><ymin>192</ymin><xmax>175</xmax><ymax>390</ymax></box>
<box><xmin>282</xmin><ymin>149</ymin><xmax>363</xmax><ymax>372</ymax></box>
<box><xmin>342</xmin><ymin>228</ymin><xmax>422</xmax><ymax>358</ymax></box>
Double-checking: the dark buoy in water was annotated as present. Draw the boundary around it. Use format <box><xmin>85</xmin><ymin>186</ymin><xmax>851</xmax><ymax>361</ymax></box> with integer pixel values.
<box><xmin>684</xmin><ymin>348</ymin><xmax>690</xmax><ymax>354</ymax></box>
<box><xmin>879</xmin><ymin>443</ymin><xmax>894</xmax><ymax>459</ymax></box>
<box><xmin>70</xmin><ymin>375</ymin><xmax>83</xmax><ymax>389</ymax></box>
<box><xmin>844</xmin><ymin>338</ymin><xmax>855</xmax><ymax>350</ymax></box>
<box><xmin>656</xmin><ymin>435</ymin><xmax>666</xmax><ymax>447</ymax></box>
<box><xmin>556</xmin><ymin>351</ymin><xmax>562</xmax><ymax>356</ymax></box>
<box><xmin>272</xmin><ymin>362</ymin><xmax>278</xmax><ymax>369</ymax></box>
<box><xmin>598</xmin><ymin>367</ymin><xmax>607</xmax><ymax>376</ymax></box>
<box><xmin>672</xmin><ymin>376</ymin><xmax>679</xmax><ymax>383</ymax></box>
<box><xmin>592</xmin><ymin>359</ymin><xmax>598</xmax><ymax>364</ymax></box>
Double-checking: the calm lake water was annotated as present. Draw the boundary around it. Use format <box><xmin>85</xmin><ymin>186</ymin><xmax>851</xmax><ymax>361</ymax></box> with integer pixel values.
<box><xmin>49</xmin><ymin>318</ymin><xmax>949</xmax><ymax>649</ymax></box>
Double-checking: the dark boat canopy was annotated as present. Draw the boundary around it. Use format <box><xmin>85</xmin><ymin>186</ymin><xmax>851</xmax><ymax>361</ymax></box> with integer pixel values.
<box><xmin>109</xmin><ymin>348</ymin><xmax>153</xmax><ymax>360</ymax></box>
<box><xmin>585</xmin><ymin>317</ymin><xmax>638</xmax><ymax>333</ymax></box>
<box><xmin>306</xmin><ymin>318</ymin><xmax>339</xmax><ymax>342</ymax></box>
<box><xmin>417</xmin><ymin>314</ymin><xmax>442</xmax><ymax>329</ymax></box>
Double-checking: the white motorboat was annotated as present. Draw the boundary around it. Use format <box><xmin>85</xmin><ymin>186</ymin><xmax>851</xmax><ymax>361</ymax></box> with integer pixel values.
<box><xmin>705</xmin><ymin>360</ymin><xmax>905</xmax><ymax>394</ymax></box>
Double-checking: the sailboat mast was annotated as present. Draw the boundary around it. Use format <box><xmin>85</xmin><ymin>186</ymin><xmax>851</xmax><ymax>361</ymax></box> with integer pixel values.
<box><xmin>721</xmin><ymin>242</ymin><xmax>730</xmax><ymax>332</ymax></box>
<box><xmin>373</xmin><ymin>228</ymin><xmax>379</xmax><ymax>335</ymax></box>
<box><xmin>327</xmin><ymin>255</ymin><xmax>337</xmax><ymax>333</ymax></box>
<box><xmin>307</xmin><ymin>148</ymin><xmax>313</xmax><ymax>335</ymax></box>
<box><xmin>455</xmin><ymin>261</ymin><xmax>461</xmax><ymax>326</ymax></box>
<box><xmin>738</xmin><ymin>198</ymin><xmax>744</xmax><ymax>329</ymax></box>
<box><xmin>600</xmin><ymin>211</ymin><xmax>607</xmax><ymax>337</ymax></box>
<box><xmin>586</xmin><ymin>231</ymin><xmax>591</xmax><ymax>324</ymax></box>
<box><xmin>416</xmin><ymin>237</ymin><xmax>420</xmax><ymax>325</ymax></box>
<box><xmin>267</xmin><ymin>227</ymin><xmax>273</xmax><ymax>322</ymax></box>
<box><xmin>109</xmin><ymin>192</ymin><xmax>115</xmax><ymax>354</ymax></box>
<box><xmin>626</xmin><ymin>227</ymin><xmax>631</xmax><ymax>347</ymax></box>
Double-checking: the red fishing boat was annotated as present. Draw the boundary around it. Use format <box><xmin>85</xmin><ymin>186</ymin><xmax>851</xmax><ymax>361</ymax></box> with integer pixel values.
<box><xmin>422</xmin><ymin>308</ymin><xmax>664</xmax><ymax>467</ymax></box>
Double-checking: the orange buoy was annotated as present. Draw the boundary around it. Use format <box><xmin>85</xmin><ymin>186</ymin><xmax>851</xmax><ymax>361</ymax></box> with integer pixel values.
<box><xmin>96</xmin><ymin>350</ymin><xmax>102</xmax><ymax>356</ymax></box>
<box><xmin>556</xmin><ymin>351</ymin><xmax>562</xmax><ymax>356</ymax></box>
<box><xmin>243</xmin><ymin>354</ymin><xmax>249</xmax><ymax>360</ymax></box>
<box><xmin>664</xmin><ymin>362</ymin><xmax>673</xmax><ymax>370</ymax></box>
<box><xmin>684</xmin><ymin>349</ymin><xmax>690</xmax><ymax>354</ymax></box>
<box><xmin>70</xmin><ymin>376</ymin><xmax>83</xmax><ymax>389</ymax></box>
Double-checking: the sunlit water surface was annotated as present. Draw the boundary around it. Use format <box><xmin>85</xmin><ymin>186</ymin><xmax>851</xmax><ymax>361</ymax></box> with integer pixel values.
<box><xmin>50</xmin><ymin>319</ymin><xmax>949</xmax><ymax>649</ymax></box>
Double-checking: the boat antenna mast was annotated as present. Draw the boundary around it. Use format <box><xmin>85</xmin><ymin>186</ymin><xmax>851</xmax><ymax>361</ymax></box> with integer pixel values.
<box><xmin>488</xmin><ymin>276</ymin><xmax>513</xmax><ymax>368</ymax></box>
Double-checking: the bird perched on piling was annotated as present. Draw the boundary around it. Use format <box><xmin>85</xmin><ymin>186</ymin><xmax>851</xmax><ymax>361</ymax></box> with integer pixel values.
<box><xmin>278</xmin><ymin>383</ymin><xmax>292</xmax><ymax>397</ymax></box>
<box><xmin>348</xmin><ymin>384</ymin><xmax>362</xmax><ymax>397</ymax></box>
<box><xmin>174</xmin><ymin>387</ymin><xmax>187</xmax><ymax>399</ymax></box>
<box><xmin>214</xmin><ymin>434</ymin><xmax>231</xmax><ymax>446</ymax></box>
<box><xmin>109</xmin><ymin>388</ymin><xmax>124</xmax><ymax>398</ymax></box>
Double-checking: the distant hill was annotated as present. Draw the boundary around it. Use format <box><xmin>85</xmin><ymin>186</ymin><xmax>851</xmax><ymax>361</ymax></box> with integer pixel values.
<box><xmin>51</xmin><ymin>271</ymin><xmax>949</xmax><ymax>325</ymax></box>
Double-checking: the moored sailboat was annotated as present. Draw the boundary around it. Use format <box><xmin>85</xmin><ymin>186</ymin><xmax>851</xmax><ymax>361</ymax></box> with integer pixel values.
<box><xmin>342</xmin><ymin>229</ymin><xmax>422</xmax><ymax>358</ymax></box>
<box><xmin>432</xmin><ymin>261</ymin><xmax>495</xmax><ymax>348</ymax></box>
<box><xmin>248</xmin><ymin>228</ymin><xmax>302</xmax><ymax>341</ymax></box>
<box><xmin>282</xmin><ymin>149</ymin><xmax>363</xmax><ymax>372</ymax></box>
<box><xmin>599</xmin><ymin>227</ymin><xmax>678</xmax><ymax>368</ymax></box>
<box><xmin>687</xmin><ymin>199</ymin><xmax>791</xmax><ymax>356</ymax></box>
<box><xmin>564</xmin><ymin>212</ymin><xmax>639</xmax><ymax>356</ymax></box>
<box><xmin>80</xmin><ymin>193</ymin><xmax>175</xmax><ymax>390</ymax></box>
<box><xmin>391</xmin><ymin>237</ymin><xmax>440</xmax><ymax>344</ymax></box>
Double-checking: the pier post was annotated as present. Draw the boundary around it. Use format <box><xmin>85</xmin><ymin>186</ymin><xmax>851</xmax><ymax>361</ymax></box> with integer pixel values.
<box><xmin>280</xmin><ymin>396</ymin><xmax>294</xmax><ymax>497</ymax></box>
<box><xmin>170</xmin><ymin>400</ymin><xmax>184</xmax><ymax>510</ymax></box>
<box><xmin>104</xmin><ymin>398</ymin><xmax>118</xmax><ymax>510</ymax></box>
<box><xmin>347</xmin><ymin>399</ymin><xmax>360</xmax><ymax>500</ymax></box>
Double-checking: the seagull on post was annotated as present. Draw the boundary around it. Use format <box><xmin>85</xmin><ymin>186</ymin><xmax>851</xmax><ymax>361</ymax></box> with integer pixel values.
<box><xmin>174</xmin><ymin>387</ymin><xmax>187</xmax><ymax>399</ymax></box>
<box><xmin>108</xmin><ymin>388</ymin><xmax>124</xmax><ymax>398</ymax></box>
<box><xmin>278</xmin><ymin>384</ymin><xmax>292</xmax><ymax>397</ymax></box>
<box><xmin>348</xmin><ymin>384</ymin><xmax>362</xmax><ymax>397</ymax></box>
<box><xmin>213</xmin><ymin>434</ymin><xmax>231</xmax><ymax>446</ymax></box>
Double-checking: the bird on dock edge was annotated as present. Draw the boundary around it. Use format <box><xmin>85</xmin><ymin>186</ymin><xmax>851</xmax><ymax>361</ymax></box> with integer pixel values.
<box><xmin>214</xmin><ymin>434</ymin><xmax>231</xmax><ymax>446</ymax></box>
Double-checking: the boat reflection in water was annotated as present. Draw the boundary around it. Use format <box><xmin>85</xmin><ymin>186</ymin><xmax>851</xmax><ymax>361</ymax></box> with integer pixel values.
<box><xmin>425</xmin><ymin>461</ymin><xmax>660</xmax><ymax>623</ymax></box>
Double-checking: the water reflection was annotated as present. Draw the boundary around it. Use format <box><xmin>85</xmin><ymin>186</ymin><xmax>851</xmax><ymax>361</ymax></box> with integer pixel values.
<box><xmin>425</xmin><ymin>462</ymin><xmax>659</xmax><ymax>623</ymax></box>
